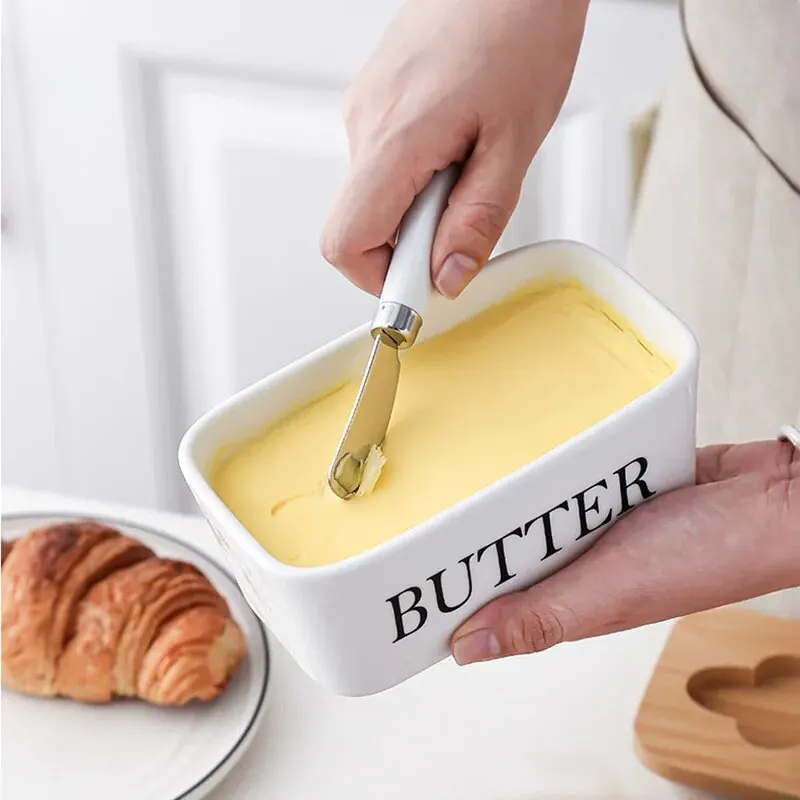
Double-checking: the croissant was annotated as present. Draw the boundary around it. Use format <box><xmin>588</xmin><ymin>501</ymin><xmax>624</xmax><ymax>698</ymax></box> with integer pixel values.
<box><xmin>1</xmin><ymin>521</ymin><xmax>247</xmax><ymax>706</ymax></box>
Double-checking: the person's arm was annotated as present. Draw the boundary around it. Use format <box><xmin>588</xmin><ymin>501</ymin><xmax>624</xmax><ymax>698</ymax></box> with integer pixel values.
<box><xmin>450</xmin><ymin>438</ymin><xmax>800</xmax><ymax>664</ymax></box>
<box><xmin>321</xmin><ymin>0</ymin><xmax>589</xmax><ymax>299</ymax></box>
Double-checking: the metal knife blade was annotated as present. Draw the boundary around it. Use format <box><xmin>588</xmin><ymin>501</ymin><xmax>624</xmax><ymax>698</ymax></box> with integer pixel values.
<box><xmin>327</xmin><ymin>334</ymin><xmax>400</xmax><ymax>498</ymax></box>
<box><xmin>326</xmin><ymin>165</ymin><xmax>460</xmax><ymax>501</ymax></box>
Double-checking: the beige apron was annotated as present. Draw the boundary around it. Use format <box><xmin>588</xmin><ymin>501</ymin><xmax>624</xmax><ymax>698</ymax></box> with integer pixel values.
<box><xmin>626</xmin><ymin>0</ymin><xmax>800</xmax><ymax>617</ymax></box>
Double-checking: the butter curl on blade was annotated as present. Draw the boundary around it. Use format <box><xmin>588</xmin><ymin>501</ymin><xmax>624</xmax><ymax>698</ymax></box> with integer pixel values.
<box><xmin>356</xmin><ymin>445</ymin><xmax>387</xmax><ymax>497</ymax></box>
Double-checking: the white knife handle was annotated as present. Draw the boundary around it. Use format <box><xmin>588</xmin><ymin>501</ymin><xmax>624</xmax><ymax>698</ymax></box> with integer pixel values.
<box><xmin>372</xmin><ymin>165</ymin><xmax>460</xmax><ymax>347</ymax></box>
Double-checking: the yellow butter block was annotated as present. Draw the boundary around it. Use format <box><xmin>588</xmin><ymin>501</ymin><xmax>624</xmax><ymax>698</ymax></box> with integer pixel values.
<box><xmin>211</xmin><ymin>279</ymin><xmax>672</xmax><ymax>568</ymax></box>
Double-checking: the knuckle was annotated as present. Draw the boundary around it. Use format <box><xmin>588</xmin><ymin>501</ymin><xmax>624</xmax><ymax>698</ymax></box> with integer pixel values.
<box><xmin>765</xmin><ymin>474</ymin><xmax>794</xmax><ymax>520</ymax></box>
<box><xmin>341</xmin><ymin>87</ymin><xmax>360</xmax><ymax>127</ymax></box>
<box><xmin>764</xmin><ymin>442</ymin><xmax>800</xmax><ymax>521</ymax></box>
<box><xmin>460</xmin><ymin>200</ymin><xmax>512</xmax><ymax>245</ymax></box>
<box><xmin>507</xmin><ymin>605</ymin><xmax>565</xmax><ymax>655</ymax></box>
<box><xmin>342</xmin><ymin>82</ymin><xmax>380</xmax><ymax>135</ymax></box>
<box><xmin>319</xmin><ymin>228</ymin><xmax>351</xmax><ymax>268</ymax></box>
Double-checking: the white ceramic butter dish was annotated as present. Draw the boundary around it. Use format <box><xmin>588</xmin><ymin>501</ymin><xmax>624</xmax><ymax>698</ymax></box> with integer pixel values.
<box><xmin>179</xmin><ymin>240</ymin><xmax>699</xmax><ymax>696</ymax></box>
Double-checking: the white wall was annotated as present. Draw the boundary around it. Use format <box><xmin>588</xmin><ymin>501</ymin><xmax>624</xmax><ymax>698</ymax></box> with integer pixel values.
<box><xmin>1</xmin><ymin>0</ymin><xmax>680</xmax><ymax>511</ymax></box>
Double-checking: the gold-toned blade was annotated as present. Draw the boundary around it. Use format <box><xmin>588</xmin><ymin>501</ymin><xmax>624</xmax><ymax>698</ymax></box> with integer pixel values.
<box><xmin>328</xmin><ymin>335</ymin><xmax>400</xmax><ymax>499</ymax></box>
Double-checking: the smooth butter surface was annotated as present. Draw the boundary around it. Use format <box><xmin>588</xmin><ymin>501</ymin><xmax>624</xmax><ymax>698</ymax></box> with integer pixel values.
<box><xmin>212</xmin><ymin>280</ymin><xmax>672</xmax><ymax>568</ymax></box>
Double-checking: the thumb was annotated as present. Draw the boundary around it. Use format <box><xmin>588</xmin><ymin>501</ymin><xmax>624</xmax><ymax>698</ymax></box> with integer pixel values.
<box><xmin>450</xmin><ymin>523</ymin><xmax>638</xmax><ymax>665</ymax></box>
<box><xmin>450</xmin><ymin>583</ymin><xmax>584</xmax><ymax>666</ymax></box>
<box><xmin>432</xmin><ymin>136</ymin><xmax>529</xmax><ymax>299</ymax></box>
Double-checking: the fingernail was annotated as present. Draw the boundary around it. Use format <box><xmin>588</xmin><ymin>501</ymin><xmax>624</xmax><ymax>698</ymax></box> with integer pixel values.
<box><xmin>452</xmin><ymin>628</ymin><xmax>500</xmax><ymax>665</ymax></box>
<box><xmin>435</xmin><ymin>253</ymin><xmax>480</xmax><ymax>299</ymax></box>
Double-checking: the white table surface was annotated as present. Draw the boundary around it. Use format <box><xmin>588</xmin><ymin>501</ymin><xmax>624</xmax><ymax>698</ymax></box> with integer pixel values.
<box><xmin>2</xmin><ymin>486</ymin><xmax>719</xmax><ymax>800</ymax></box>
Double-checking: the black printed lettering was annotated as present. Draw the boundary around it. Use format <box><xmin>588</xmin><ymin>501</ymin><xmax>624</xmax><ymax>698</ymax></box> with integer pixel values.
<box><xmin>477</xmin><ymin>529</ymin><xmax>523</xmax><ymax>587</ymax></box>
<box><xmin>524</xmin><ymin>500</ymin><xmax>570</xmax><ymax>560</ymax></box>
<box><xmin>427</xmin><ymin>554</ymin><xmax>476</xmax><ymax>613</ymax></box>
<box><xmin>614</xmin><ymin>457</ymin><xmax>656</xmax><ymax>514</ymax></box>
<box><xmin>573</xmin><ymin>479</ymin><xmax>612</xmax><ymax>539</ymax></box>
<box><xmin>386</xmin><ymin>586</ymin><xmax>428</xmax><ymax>642</ymax></box>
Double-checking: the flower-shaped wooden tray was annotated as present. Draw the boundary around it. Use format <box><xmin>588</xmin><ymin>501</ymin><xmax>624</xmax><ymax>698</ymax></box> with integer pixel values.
<box><xmin>635</xmin><ymin>608</ymin><xmax>800</xmax><ymax>799</ymax></box>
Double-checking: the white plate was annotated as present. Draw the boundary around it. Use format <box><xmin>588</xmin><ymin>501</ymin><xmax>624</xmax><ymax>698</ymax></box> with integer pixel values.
<box><xmin>1</xmin><ymin>513</ymin><xmax>271</xmax><ymax>800</ymax></box>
